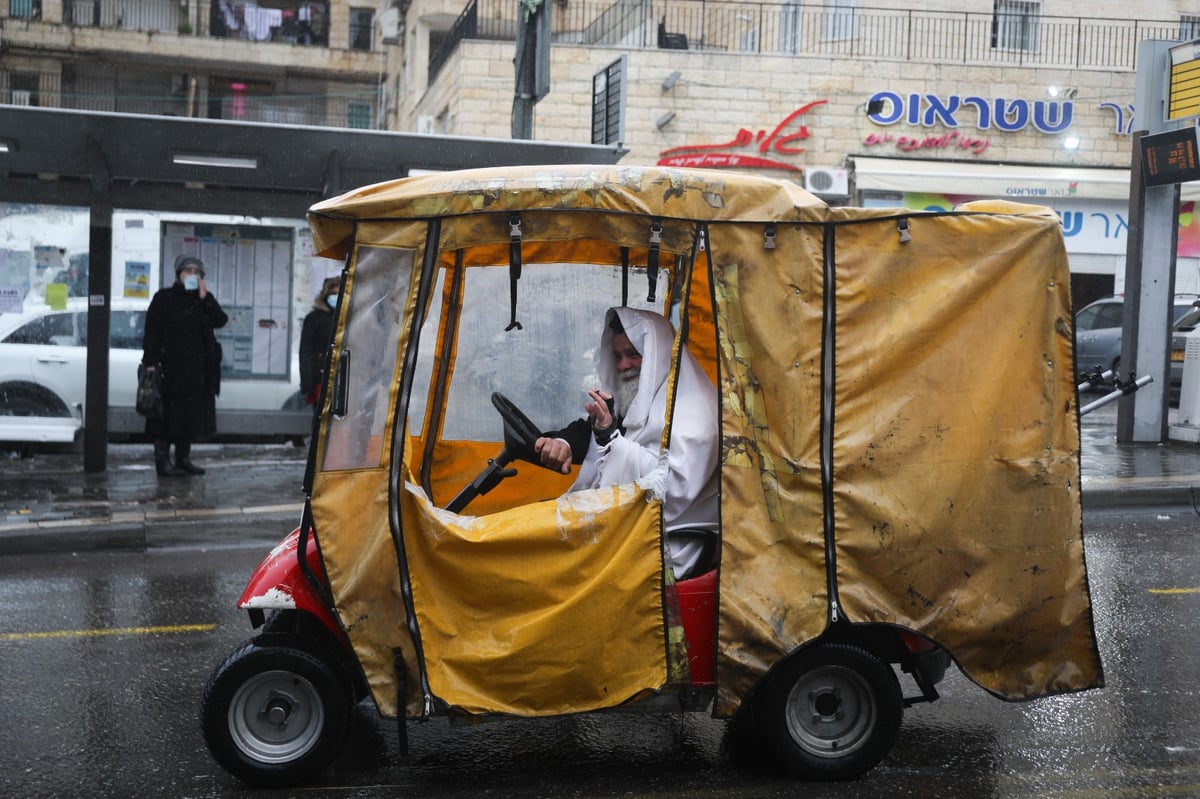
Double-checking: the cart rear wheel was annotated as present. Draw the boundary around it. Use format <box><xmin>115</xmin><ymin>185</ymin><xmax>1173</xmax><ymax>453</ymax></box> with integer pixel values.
<box><xmin>756</xmin><ymin>642</ymin><xmax>902</xmax><ymax>780</ymax></box>
<box><xmin>201</xmin><ymin>636</ymin><xmax>352</xmax><ymax>787</ymax></box>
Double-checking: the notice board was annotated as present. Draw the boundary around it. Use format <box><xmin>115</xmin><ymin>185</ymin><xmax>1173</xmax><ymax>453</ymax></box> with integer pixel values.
<box><xmin>161</xmin><ymin>222</ymin><xmax>294</xmax><ymax>381</ymax></box>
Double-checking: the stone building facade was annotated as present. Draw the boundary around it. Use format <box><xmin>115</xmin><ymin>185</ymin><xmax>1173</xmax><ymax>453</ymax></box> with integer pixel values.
<box><xmin>395</xmin><ymin>0</ymin><xmax>1200</xmax><ymax>298</ymax></box>
<box><xmin>4</xmin><ymin>0</ymin><xmax>1200</xmax><ymax>297</ymax></box>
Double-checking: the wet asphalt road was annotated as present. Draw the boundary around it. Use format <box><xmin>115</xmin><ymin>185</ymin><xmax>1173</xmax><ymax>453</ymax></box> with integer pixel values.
<box><xmin>0</xmin><ymin>505</ymin><xmax>1198</xmax><ymax>799</ymax></box>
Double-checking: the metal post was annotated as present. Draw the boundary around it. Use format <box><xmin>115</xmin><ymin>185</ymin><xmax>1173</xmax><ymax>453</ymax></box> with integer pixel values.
<box><xmin>1118</xmin><ymin>39</ymin><xmax>1181</xmax><ymax>443</ymax></box>
<box><xmin>512</xmin><ymin>0</ymin><xmax>549</xmax><ymax>140</ymax></box>
<box><xmin>83</xmin><ymin>136</ymin><xmax>114</xmax><ymax>472</ymax></box>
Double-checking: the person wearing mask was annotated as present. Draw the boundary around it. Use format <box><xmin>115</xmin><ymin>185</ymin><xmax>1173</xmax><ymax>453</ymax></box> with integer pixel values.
<box><xmin>534</xmin><ymin>307</ymin><xmax>720</xmax><ymax>579</ymax></box>
<box><xmin>52</xmin><ymin>258</ymin><xmax>88</xmax><ymax>297</ymax></box>
<box><xmin>142</xmin><ymin>255</ymin><xmax>228</xmax><ymax>477</ymax></box>
<box><xmin>299</xmin><ymin>276</ymin><xmax>340</xmax><ymax>408</ymax></box>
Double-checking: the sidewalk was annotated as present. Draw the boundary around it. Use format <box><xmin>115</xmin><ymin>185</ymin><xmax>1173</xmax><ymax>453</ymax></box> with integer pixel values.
<box><xmin>2</xmin><ymin>401</ymin><xmax>1199</xmax><ymax>555</ymax></box>
<box><xmin>0</xmin><ymin>440</ymin><xmax>310</xmax><ymax>554</ymax></box>
<box><xmin>1080</xmin><ymin>401</ymin><xmax>1200</xmax><ymax>508</ymax></box>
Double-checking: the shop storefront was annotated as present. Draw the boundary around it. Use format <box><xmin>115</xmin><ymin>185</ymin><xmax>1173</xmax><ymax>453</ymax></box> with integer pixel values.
<box><xmin>852</xmin><ymin>155</ymin><xmax>1200</xmax><ymax>308</ymax></box>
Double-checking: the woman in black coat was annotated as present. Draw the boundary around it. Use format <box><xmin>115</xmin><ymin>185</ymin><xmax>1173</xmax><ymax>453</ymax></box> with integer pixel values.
<box><xmin>142</xmin><ymin>255</ymin><xmax>228</xmax><ymax>477</ymax></box>
<box><xmin>299</xmin><ymin>276</ymin><xmax>340</xmax><ymax>407</ymax></box>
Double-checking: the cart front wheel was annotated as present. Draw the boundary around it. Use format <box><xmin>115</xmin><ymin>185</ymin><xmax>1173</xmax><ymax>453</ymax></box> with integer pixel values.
<box><xmin>201</xmin><ymin>636</ymin><xmax>352</xmax><ymax>787</ymax></box>
<box><xmin>756</xmin><ymin>642</ymin><xmax>902</xmax><ymax>780</ymax></box>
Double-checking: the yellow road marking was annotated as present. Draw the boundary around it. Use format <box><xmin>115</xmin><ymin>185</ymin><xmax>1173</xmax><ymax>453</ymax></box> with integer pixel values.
<box><xmin>0</xmin><ymin>623</ymin><xmax>216</xmax><ymax>641</ymax></box>
<box><xmin>1149</xmin><ymin>587</ymin><xmax>1200</xmax><ymax>594</ymax></box>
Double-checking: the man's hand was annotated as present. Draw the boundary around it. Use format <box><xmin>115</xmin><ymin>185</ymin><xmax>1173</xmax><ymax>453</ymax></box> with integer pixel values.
<box><xmin>534</xmin><ymin>437</ymin><xmax>573</xmax><ymax>474</ymax></box>
<box><xmin>584</xmin><ymin>389</ymin><xmax>614</xmax><ymax>429</ymax></box>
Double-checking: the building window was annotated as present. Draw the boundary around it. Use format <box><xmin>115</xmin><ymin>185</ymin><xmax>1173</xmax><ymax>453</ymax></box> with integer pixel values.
<box><xmin>591</xmin><ymin>55</ymin><xmax>626</xmax><ymax>146</ymax></box>
<box><xmin>1182</xmin><ymin>15</ymin><xmax>1200</xmax><ymax>41</ymax></box>
<box><xmin>347</xmin><ymin>101</ymin><xmax>372</xmax><ymax>129</ymax></box>
<box><xmin>8</xmin><ymin>0</ymin><xmax>42</xmax><ymax>20</ymax></box>
<box><xmin>825</xmin><ymin>0</ymin><xmax>857</xmax><ymax>42</ymax></box>
<box><xmin>207</xmin><ymin>77</ymin><xmax>272</xmax><ymax>121</ymax></box>
<box><xmin>7</xmin><ymin>72</ymin><xmax>40</xmax><ymax>107</ymax></box>
<box><xmin>738</xmin><ymin>21</ymin><xmax>759</xmax><ymax>53</ymax></box>
<box><xmin>63</xmin><ymin>0</ymin><xmax>97</xmax><ymax>26</ymax></box>
<box><xmin>779</xmin><ymin>0</ymin><xmax>802</xmax><ymax>54</ymax></box>
<box><xmin>993</xmin><ymin>0</ymin><xmax>1040</xmax><ymax>52</ymax></box>
<box><xmin>349</xmin><ymin>7</ymin><xmax>374</xmax><ymax>51</ymax></box>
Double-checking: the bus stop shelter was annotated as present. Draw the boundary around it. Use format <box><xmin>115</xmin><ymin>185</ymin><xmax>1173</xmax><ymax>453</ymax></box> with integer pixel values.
<box><xmin>0</xmin><ymin>106</ymin><xmax>625</xmax><ymax>470</ymax></box>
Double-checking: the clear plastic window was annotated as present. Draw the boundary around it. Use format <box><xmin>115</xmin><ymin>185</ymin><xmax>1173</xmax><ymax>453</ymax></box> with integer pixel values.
<box><xmin>321</xmin><ymin>246</ymin><xmax>415</xmax><ymax>471</ymax></box>
<box><xmin>428</xmin><ymin>262</ymin><xmax>666</xmax><ymax>443</ymax></box>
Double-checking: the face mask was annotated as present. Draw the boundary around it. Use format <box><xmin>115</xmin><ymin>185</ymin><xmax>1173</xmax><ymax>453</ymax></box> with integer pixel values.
<box><xmin>326</xmin><ymin>294</ymin><xmax>339</xmax><ymax>309</ymax></box>
<box><xmin>182</xmin><ymin>275</ymin><xmax>200</xmax><ymax>291</ymax></box>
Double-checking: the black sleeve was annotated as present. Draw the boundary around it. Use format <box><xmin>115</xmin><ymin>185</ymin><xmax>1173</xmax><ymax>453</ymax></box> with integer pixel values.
<box><xmin>202</xmin><ymin>293</ymin><xmax>228</xmax><ymax>329</ymax></box>
<box><xmin>543</xmin><ymin>418</ymin><xmax>592</xmax><ymax>464</ymax></box>
<box><xmin>298</xmin><ymin>313</ymin><xmax>323</xmax><ymax>393</ymax></box>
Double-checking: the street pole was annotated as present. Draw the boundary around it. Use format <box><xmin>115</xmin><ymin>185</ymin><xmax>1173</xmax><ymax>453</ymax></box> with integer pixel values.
<box><xmin>1118</xmin><ymin>40</ymin><xmax>1182</xmax><ymax>443</ymax></box>
<box><xmin>513</xmin><ymin>0</ymin><xmax>550</xmax><ymax>140</ymax></box>
<box><xmin>83</xmin><ymin>135</ymin><xmax>113</xmax><ymax>473</ymax></box>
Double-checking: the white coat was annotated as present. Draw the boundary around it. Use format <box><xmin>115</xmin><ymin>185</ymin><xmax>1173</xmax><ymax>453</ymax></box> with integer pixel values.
<box><xmin>571</xmin><ymin>307</ymin><xmax>719</xmax><ymax>576</ymax></box>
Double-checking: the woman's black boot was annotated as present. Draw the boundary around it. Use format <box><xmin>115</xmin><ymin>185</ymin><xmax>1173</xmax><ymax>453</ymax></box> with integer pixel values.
<box><xmin>175</xmin><ymin>441</ymin><xmax>205</xmax><ymax>475</ymax></box>
<box><xmin>155</xmin><ymin>439</ymin><xmax>182</xmax><ymax>477</ymax></box>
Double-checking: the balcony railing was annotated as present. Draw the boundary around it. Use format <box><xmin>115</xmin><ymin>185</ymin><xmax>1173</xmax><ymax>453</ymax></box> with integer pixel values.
<box><xmin>7</xmin><ymin>0</ymin><xmax>333</xmax><ymax>46</ymax></box>
<box><xmin>429</xmin><ymin>0</ymin><xmax>1189</xmax><ymax>82</ymax></box>
<box><xmin>210</xmin><ymin>1</ymin><xmax>331</xmax><ymax>45</ymax></box>
<box><xmin>60</xmin><ymin>0</ymin><xmax>181</xmax><ymax>32</ymax></box>
<box><xmin>0</xmin><ymin>68</ymin><xmax>378</xmax><ymax>129</ymax></box>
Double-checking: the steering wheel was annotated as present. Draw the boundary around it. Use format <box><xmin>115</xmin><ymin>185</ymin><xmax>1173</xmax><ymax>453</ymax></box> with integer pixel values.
<box><xmin>490</xmin><ymin>392</ymin><xmax>543</xmax><ymax>463</ymax></box>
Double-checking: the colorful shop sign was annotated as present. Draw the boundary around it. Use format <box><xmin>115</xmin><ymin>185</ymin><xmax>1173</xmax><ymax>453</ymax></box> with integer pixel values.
<box><xmin>861</xmin><ymin>92</ymin><xmax>1082</xmax><ymax>157</ymax></box>
<box><xmin>895</xmin><ymin>192</ymin><xmax>1200</xmax><ymax>259</ymax></box>
<box><xmin>656</xmin><ymin>100</ymin><xmax>827</xmax><ymax>172</ymax></box>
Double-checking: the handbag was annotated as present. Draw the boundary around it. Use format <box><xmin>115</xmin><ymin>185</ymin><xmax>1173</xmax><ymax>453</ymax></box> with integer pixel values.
<box><xmin>136</xmin><ymin>363</ymin><xmax>163</xmax><ymax>418</ymax></box>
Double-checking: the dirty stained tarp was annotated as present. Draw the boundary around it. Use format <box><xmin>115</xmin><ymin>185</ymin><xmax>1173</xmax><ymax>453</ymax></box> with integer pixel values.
<box><xmin>305</xmin><ymin>167</ymin><xmax>1101</xmax><ymax>720</ymax></box>
<box><xmin>711</xmin><ymin>201</ymin><xmax>1097</xmax><ymax>710</ymax></box>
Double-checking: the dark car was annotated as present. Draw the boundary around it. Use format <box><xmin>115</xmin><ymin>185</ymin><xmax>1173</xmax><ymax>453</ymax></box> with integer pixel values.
<box><xmin>1074</xmin><ymin>295</ymin><xmax>1198</xmax><ymax>393</ymax></box>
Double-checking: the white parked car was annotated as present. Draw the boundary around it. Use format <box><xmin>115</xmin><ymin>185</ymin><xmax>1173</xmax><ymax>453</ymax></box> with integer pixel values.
<box><xmin>0</xmin><ymin>298</ymin><xmax>303</xmax><ymax>443</ymax></box>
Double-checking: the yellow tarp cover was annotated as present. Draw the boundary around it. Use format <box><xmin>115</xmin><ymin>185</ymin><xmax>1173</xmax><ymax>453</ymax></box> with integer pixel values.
<box><xmin>306</xmin><ymin>166</ymin><xmax>1101</xmax><ymax>720</ymax></box>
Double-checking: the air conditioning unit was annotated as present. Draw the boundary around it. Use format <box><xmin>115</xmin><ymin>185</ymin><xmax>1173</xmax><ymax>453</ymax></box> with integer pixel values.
<box><xmin>416</xmin><ymin>115</ymin><xmax>434</xmax><ymax>135</ymax></box>
<box><xmin>10</xmin><ymin>90</ymin><xmax>31</xmax><ymax>107</ymax></box>
<box><xmin>379</xmin><ymin>7</ymin><xmax>400</xmax><ymax>40</ymax></box>
<box><xmin>804</xmin><ymin>166</ymin><xmax>849</xmax><ymax>197</ymax></box>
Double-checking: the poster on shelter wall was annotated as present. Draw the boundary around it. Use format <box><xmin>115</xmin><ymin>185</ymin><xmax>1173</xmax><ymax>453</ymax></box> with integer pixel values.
<box><xmin>124</xmin><ymin>261</ymin><xmax>151</xmax><ymax>298</ymax></box>
<box><xmin>160</xmin><ymin>222</ymin><xmax>294</xmax><ymax>382</ymax></box>
<box><xmin>34</xmin><ymin>245</ymin><xmax>65</xmax><ymax>271</ymax></box>
<box><xmin>0</xmin><ymin>287</ymin><xmax>20</xmax><ymax>314</ymax></box>
<box><xmin>0</xmin><ymin>249</ymin><xmax>22</xmax><ymax>312</ymax></box>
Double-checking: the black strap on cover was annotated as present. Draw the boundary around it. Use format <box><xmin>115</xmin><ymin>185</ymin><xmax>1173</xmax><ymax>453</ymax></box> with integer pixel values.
<box><xmin>620</xmin><ymin>246</ymin><xmax>630</xmax><ymax>306</ymax></box>
<box><xmin>647</xmin><ymin>220</ymin><xmax>663</xmax><ymax>302</ymax></box>
<box><xmin>506</xmin><ymin>214</ymin><xmax>523</xmax><ymax>331</ymax></box>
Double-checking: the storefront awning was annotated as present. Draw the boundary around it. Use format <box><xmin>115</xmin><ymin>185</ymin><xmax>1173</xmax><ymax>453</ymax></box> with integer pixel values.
<box><xmin>851</xmin><ymin>156</ymin><xmax>1200</xmax><ymax>202</ymax></box>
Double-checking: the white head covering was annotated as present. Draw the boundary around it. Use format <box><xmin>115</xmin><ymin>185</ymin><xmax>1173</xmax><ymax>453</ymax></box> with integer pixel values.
<box><xmin>572</xmin><ymin>307</ymin><xmax>719</xmax><ymax>539</ymax></box>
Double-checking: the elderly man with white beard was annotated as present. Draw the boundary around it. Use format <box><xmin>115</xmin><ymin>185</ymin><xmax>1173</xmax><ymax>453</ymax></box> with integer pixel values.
<box><xmin>534</xmin><ymin>307</ymin><xmax>720</xmax><ymax>579</ymax></box>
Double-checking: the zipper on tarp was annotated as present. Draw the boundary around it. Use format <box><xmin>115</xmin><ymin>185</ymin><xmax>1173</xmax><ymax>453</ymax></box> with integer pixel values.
<box><xmin>820</xmin><ymin>224</ymin><xmax>841</xmax><ymax>626</ymax></box>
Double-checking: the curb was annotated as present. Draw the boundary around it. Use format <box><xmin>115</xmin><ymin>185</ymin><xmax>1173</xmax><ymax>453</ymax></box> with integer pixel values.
<box><xmin>1081</xmin><ymin>484</ymin><xmax>1200</xmax><ymax>509</ymax></box>
<box><xmin>0</xmin><ymin>508</ymin><xmax>302</xmax><ymax>556</ymax></box>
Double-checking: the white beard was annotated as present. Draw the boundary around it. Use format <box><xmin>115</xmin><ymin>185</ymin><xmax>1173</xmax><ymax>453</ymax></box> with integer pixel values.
<box><xmin>614</xmin><ymin>374</ymin><xmax>638</xmax><ymax>421</ymax></box>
